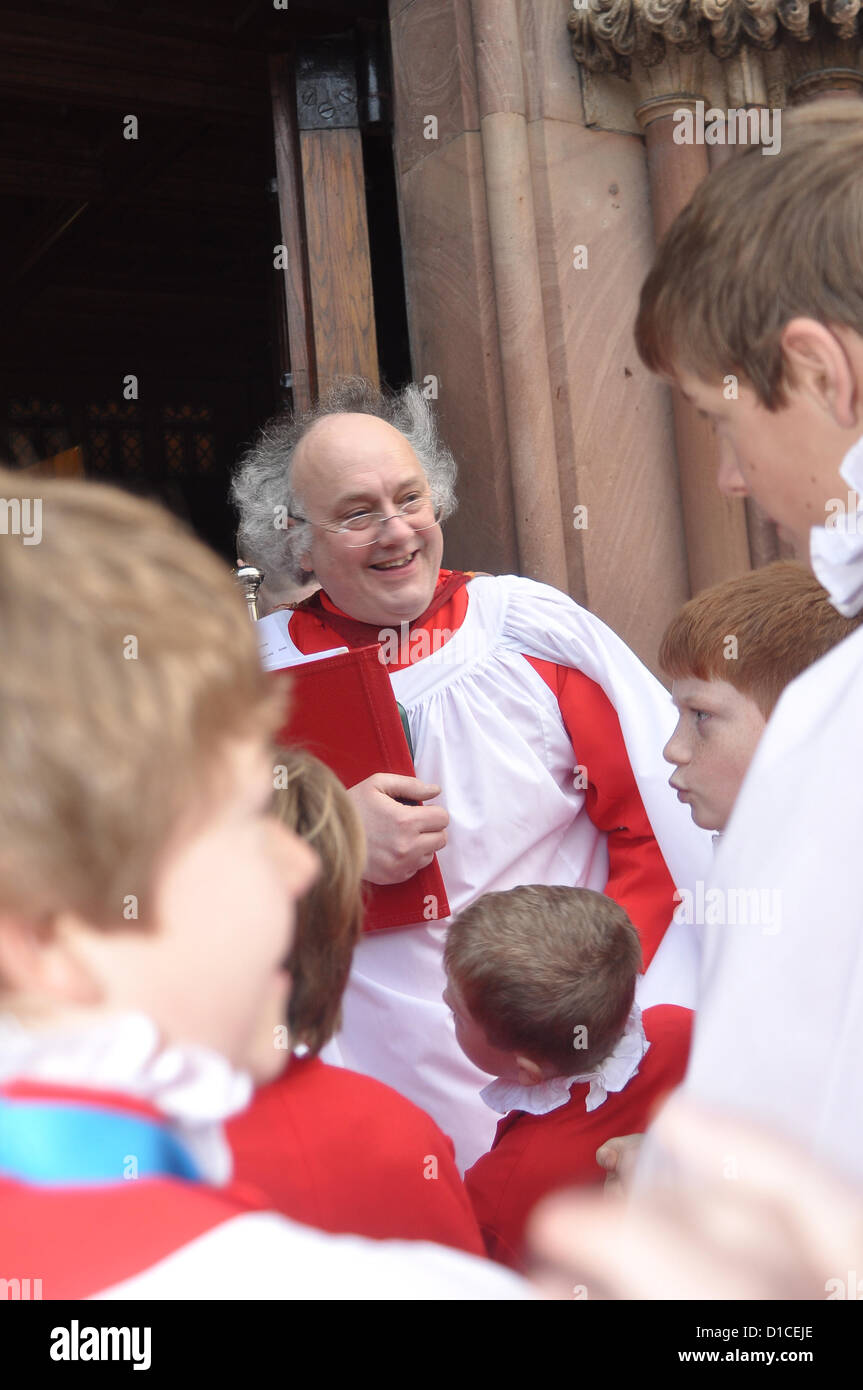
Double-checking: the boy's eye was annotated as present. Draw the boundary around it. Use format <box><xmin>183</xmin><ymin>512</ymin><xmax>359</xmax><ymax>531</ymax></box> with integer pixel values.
<box><xmin>694</xmin><ymin>710</ymin><xmax>711</xmax><ymax>725</ymax></box>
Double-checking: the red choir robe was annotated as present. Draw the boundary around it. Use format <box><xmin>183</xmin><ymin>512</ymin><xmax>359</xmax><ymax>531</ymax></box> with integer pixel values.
<box><xmin>227</xmin><ymin>1054</ymin><xmax>485</xmax><ymax>1255</ymax></box>
<box><xmin>0</xmin><ymin>1079</ymin><xmax>265</xmax><ymax>1299</ymax></box>
<box><xmin>0</xmin><ymin>1066</ymin><xmax>522</xmax><ymax>1299</ymax></box>
<box><xmin>464</xmin><ymin>1004</ymin><xmax>694</xmax><ymax>1270</ymax></box>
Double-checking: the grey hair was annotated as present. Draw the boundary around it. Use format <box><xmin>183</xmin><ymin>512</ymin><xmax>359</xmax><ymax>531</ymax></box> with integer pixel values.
<box><xmin>230</xmin><ymin>377</ymin><xmax>458</xmax><ymax>586</ymax></box>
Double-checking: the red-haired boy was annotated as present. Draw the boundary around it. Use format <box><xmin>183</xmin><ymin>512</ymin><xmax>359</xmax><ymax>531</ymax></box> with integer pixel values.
<box><xmin>638</xmin><ymin>561</ymin><xmax>862</xmax><ymax>1013</ymax></box>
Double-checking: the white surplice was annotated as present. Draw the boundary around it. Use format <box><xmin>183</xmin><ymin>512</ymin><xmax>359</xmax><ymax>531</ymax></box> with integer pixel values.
<box><xmin>295</xmin><ymin>576</ymin><xmax>712</xmax><ymax>1169</ymax></box>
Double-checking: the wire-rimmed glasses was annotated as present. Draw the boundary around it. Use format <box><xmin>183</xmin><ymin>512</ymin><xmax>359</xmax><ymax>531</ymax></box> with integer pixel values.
<box><xmin>290</xmin><ymin>493</ymin><xmax>443</xmax><ymax>548</ymax></box>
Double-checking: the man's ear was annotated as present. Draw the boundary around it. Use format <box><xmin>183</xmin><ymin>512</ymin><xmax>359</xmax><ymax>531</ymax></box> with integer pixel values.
<box><xmin>515</xmin><ymin>1055</ymin><xmax>546</xmax><ymax>1087</ymax></box>
<box><xmin>0</xmin><ymin>912</ymin><xmax>103</xmax><ymax>1005</ymax></box>
<box><xmin>287</xmin><ymin>516</ymin><xmax>315</xmax><ymax>579</ymax></box>
<box><xmin>780</xmin><ymin>318</ymin><xmax>858</xmax><ymax>428</ymax></box>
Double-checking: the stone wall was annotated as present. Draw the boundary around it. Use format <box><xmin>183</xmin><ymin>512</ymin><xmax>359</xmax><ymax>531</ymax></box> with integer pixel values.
<box><xmin>389</xmin><ymin>0</ymin><xmax>694</xmax><ymax>671</ymax></box>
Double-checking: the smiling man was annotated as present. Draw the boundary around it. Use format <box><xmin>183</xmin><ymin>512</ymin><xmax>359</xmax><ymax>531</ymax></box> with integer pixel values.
<box><xmin>290</xmin><ymin>411</ymin><xmax>446</xmax><ymax>628</ymax></box>
<box><xmin>232</xmin><ymin>378</ymin><xmax>711</xmax><ymax>1168</ymax></box>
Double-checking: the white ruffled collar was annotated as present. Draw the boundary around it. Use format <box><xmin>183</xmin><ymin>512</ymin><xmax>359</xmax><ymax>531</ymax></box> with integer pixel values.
<box><xmin>480</xmin><ymin>1003</ymin><xmax>648</xmax><ymax>1117</ymax></box>
<box><xmin>810</xmin><ymin>435</ymin><xmax>863</xmax><ymax>618</ymax></box>
<box><xmin>0</xmin><ymin>1010</ymin><xmax>253</xmax><ymax>1185</ymax></box>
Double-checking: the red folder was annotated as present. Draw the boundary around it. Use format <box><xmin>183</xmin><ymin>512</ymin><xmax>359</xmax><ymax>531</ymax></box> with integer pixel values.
<box><xmin>276</xmin><ymin>644</ymin><xmax>450</xmax><ymax>933</ymax></box>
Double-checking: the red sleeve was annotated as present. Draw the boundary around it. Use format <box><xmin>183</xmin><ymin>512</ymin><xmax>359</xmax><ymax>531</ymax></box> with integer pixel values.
<box><xmin>463</xmin><ymin>1116</ymin><xmax>534</xmax><ymax>1272</ymax></box>
<box><xmin>227</xmin><ymin>1059</ymin><xmax>486</xmax><ymax>1257</ymax></box>
<box><xmin>526</xmin><ymin>657</ymin><xmax>677</xmax><ymax>969</ymax></box>
<box><xmin>465</xmin><ymin>1108</ymin><xmax>607</xmax><ymax>1273</ymax></box>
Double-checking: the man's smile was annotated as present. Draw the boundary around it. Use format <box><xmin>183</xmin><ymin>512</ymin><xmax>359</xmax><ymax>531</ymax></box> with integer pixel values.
<box><xmin>370</xmin><ymin>551</ymin><xmax>419</xmax><ymax>572</ymax></box>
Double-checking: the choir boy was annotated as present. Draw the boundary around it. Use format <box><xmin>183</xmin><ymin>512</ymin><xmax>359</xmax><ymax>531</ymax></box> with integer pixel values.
<box><xmin>444</xmin><ymin>885</ymin><xmax>692</xmax><ymax>1268</ymax></box>
<box><xmin>632</xmin><ymin>96</ymin><xmax>863</xmax><ymax>1183</ymax></box>
<box><xmin>638</xmin><ymin>560</ymin><xmax>863</xmax><ymax>1013</ymax></box>
<box><xmin>228</xmin><ymin>748</ymin><xmax>485</xmax><ymax>1255</ymax></box>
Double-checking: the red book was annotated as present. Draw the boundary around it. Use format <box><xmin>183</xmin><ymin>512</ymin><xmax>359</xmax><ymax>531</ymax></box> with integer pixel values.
<box><xmin>276</xmin><ymin>644</ymin><xmax>450</xmax><ymax>933</ymax></box>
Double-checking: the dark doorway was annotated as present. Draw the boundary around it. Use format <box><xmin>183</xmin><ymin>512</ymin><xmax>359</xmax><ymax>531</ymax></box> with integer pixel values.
<box><xmin>0</xmin><ymin>0</ymin><xmax>403</xmax><ymax>560</ymax></box>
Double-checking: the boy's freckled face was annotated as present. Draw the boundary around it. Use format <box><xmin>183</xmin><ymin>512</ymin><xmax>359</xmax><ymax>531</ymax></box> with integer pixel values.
<box><xmin>442</xmin><ymin>978</ymin><xmax>520</xmax><ymax>1080</ymax></box>
<box><xmin>664</xmin><ymin>678</ymin><xmax>767</xmax><ymax>833</ymax></box>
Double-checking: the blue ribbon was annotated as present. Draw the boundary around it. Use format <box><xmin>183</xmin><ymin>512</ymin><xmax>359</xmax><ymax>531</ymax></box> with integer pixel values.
<box><xmin>0</xmin><ymin>1095</ymin><xmax>203</xmax><ymax>1185</ymax></box>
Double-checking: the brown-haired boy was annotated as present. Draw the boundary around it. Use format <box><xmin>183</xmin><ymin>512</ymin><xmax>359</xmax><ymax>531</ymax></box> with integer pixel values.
<box><xmin>227</xmin><ymin>747</ymin><xmax>485</xmax><ymax>1255</ymax></box>
<box><xmin>524</xmin><ymin>98</ymin><xmax>863</xmax><ymax>1293</ymax></box>
<box><xmin>443</xmin><ymin>885</ymin><xmax>692</xmax><ymax>1268</ymax></box>
<box><xmin>0</xmin><ymin>470</ymin><xmax>525</xmax><ymax>1299</ymax></box>
<box><xmin>629</xmin><ymin>96</ymin><xmax>863</xmax><ymax>1185</ymax></box>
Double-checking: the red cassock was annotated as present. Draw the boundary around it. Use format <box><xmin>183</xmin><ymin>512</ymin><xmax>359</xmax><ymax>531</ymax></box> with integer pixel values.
<box><xmin>464</xmin><ymin>1004</ymin><xmax>694</xmax><ymax>1270</ymax></box>
<box><xmin>227</xmin><ymin>1054</ymin><xmax>485</xmax><ymax>1255</ymax></box>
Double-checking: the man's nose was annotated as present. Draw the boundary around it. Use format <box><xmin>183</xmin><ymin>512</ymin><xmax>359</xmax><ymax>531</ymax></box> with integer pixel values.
<box><xmin>376</xmin><ymin>511</ymin><xmax>416</xmax><ymax>544</ymax></box>
<box><xmin>716</xmin><ymin>440</ymin><xmax>749</xmax><ymax>498</ymax></box>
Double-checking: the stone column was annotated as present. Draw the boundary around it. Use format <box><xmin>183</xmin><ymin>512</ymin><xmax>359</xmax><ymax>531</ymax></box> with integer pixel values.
<box><xmin>469</xmin><ymin>0</ymin><xmax>569</xmax><ymax>588</ymax></box>
<box><xmin>635</xmin><ymin>93</ymin><xmax>751</xmax><ymax>593</ymax></box>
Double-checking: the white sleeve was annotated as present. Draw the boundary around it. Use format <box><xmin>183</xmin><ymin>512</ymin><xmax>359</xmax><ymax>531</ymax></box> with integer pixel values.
<box><xmin>495</xmin><ymin>576</ymin><xmax>714</xmax><ymax>894</ymax></box>
<box><xmin>94</xmin><ymin>1211</ymin><xmax>534</xmax><ymax>1301</ymax></box>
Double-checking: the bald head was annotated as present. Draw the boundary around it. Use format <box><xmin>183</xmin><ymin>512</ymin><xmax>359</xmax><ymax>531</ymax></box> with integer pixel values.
<box><xmin>292</xmin><ymin>413</ymin><xmax>423</xmax><ymax>512</ymax></box>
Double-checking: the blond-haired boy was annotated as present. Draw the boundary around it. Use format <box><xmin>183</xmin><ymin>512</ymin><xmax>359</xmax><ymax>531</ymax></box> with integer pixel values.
<box><xmin>0</xmin><ymin>471</ymin><xmax>524</xmax><ymax>1299</ymax></box>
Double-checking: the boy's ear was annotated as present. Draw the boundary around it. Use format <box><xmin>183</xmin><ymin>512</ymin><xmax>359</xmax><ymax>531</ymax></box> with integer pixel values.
<box><xmin>0</xmin><ymin>912</ymin><xmax>103</xmax><ymax>1005</ymax></box>
<box><xmin>780</xmin><ymin>318</ymin><xmax>858</xmax><ymax>428</ymax></box>
<box><xmin>515</xmin><ymin>1055</ymin><xmax>546</xmax><ymax>1087</ymax></box>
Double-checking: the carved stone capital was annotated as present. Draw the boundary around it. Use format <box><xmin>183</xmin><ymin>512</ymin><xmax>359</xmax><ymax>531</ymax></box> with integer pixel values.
<box><xmin>789</xmin><ymin>63</ymin><xmax>863</xmax><ymax>96</ymax></box>
<box><xmin>568</xmin><ymin>0</ymin><xmax>863</xmax><ymax>80</ymax></box>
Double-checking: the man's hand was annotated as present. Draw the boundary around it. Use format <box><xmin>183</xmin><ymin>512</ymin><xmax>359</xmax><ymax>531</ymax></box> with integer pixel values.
<box><xmin>347</xmin><ymin>773</ymin><xmax>449</xmax><ymax>885</ymax></box>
